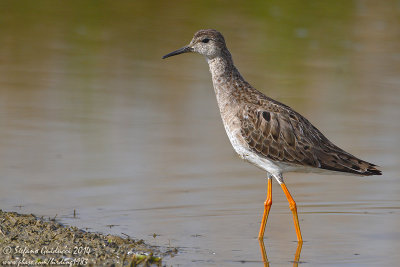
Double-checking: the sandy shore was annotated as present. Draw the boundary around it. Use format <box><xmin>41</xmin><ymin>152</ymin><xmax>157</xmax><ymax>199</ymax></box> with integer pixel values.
<box><xmin>0</xmin><ymin>210</ymin><xmax>176</xmax><ymax>266</ymax></box>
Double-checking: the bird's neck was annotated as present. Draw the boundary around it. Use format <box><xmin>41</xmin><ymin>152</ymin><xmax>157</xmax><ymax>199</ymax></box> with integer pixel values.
<box><xmin>207</xmin><ymin>51</ymin><xmax>247</xmax><ymax>116</ymax></box>
<box><xmin>207</xmin><ymin>51</ymin><xmax>243</xmax><ymax>96</ymax></box>
<box><xmin>207</xmin><ymin>49</ymin><xmax>235</xmax><ymax>77</ymax></box>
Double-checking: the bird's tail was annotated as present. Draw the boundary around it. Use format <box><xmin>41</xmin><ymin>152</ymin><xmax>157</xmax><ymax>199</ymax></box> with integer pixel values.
<box><xmin>316</xmin><ymin>149</ymin><xmax>382</xmax><ymax>176</ymax></box>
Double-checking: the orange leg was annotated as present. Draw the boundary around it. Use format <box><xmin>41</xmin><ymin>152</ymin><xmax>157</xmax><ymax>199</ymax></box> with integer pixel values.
<box><xmin>258</xmin><ymin>177</ymin><xmax>272</xmax><ymax>240</ymax></box>
<box><xmin>281</xmin><ymin>183</ymin><xmax>303</xmax><ymax>242</ymax></box>
<box><xmin>258</xmin><ymin>238</ymin><xmax>269</xmax><ymax>267</ymax></box>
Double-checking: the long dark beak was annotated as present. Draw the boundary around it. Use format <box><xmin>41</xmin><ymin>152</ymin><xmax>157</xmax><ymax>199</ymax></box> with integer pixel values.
<box><xmin>162</xmin><ymin>46</ymin><xmax>192</xmax><ymax>59</ymax></box>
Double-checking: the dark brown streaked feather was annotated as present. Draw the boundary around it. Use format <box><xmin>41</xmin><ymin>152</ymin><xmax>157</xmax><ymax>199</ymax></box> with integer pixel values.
<box><xmin>237</xmin><ymin>91</ymin><xmax>381</xmax><ymax>176</ymax></box>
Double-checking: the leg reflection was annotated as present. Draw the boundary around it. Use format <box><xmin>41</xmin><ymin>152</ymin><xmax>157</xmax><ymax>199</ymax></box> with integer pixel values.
<box><xmin>293</xmin><ymin>241</ymin><xmax>303</xmax><ymax>267</ymax></box>
<box><xmin>258</xmin><ymin>239</ymin><xmax>303</xmax><ymax>267</ymax></box>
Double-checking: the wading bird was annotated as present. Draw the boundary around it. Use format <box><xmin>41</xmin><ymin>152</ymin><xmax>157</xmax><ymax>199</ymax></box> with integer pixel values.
<box><xmin>163</xmin><ymin>29</ymin><xmax>382</xmax><ymax>242</ymax></box>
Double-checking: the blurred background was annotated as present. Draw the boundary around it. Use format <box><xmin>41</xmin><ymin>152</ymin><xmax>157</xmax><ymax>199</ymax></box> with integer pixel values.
<box><xmin>0</xmin><ymin>0</ymin><xmax>399</xmax><ymax>265</ymax></box>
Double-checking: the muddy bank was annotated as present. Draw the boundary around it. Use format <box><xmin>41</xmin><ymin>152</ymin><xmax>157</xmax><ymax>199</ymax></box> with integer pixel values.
<box><xmin>0</xmin><ymin>210</ymin><xmax>176</xmax><ymax>266</ymax></box>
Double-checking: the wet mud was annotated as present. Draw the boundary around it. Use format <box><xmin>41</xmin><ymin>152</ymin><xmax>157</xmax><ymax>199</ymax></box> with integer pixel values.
<box><xmin>0</xmin><ymin>210</ymin><xmax>176</xmax><ymax>266</ymax></box>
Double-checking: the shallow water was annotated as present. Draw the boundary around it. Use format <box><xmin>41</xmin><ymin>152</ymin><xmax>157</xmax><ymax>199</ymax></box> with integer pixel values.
<box><xmin>1</xmin><ymin>1</ymin><xmax>400</xmax><ymax>266</ymax></box>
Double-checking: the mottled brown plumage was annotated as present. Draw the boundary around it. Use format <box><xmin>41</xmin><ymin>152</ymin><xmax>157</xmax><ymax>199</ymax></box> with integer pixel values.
<box><xmin>237</xmin><ymin>91</ymin><xmax>381</xmax><ymax>176</ymax></box>
<box><xmin>163</xmin><ymin>29</ymin><xmax>382</xmax><ymax>241</ymax></box>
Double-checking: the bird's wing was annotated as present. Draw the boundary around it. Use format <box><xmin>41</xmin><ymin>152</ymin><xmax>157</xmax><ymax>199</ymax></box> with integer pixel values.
<box><xmin>238</xmin><ymin>100</ymin><xmax>381</xmax><ymax>176</ymax></box>
<box><xmin>239</xmin><ymin>103</ymin><xmax>319</xmax><ymax>167</ymax></box>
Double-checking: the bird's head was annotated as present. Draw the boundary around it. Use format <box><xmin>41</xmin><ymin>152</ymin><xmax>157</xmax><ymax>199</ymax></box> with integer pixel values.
<box><xmin>162</xmin><ymin>29</ymin><xmax>227</xmax><ymax>60</ymax></box>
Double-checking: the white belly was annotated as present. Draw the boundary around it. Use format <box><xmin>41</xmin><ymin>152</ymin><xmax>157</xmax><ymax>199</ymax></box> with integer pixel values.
<box><xmin>220</xmin><ymin>117</ymin><xmax>286</xmax><ymax>183</ymax></box>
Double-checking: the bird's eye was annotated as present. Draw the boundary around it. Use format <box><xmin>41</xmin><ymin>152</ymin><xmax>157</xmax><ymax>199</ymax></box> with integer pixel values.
<box><xmin>202</xmin><ymin>38</ymin><xmax>210</xmax><ymax>43</ymax></box>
